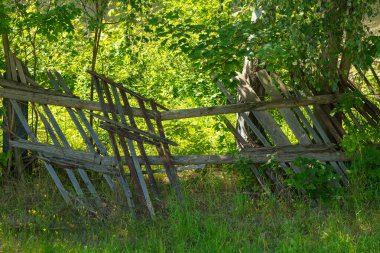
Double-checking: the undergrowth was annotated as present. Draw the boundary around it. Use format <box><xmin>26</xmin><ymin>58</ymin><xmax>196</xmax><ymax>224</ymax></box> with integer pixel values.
<box><xmin>0</xmin><ymin>166</ymin><xmax>379</xmax><ymax>253</ymax></box>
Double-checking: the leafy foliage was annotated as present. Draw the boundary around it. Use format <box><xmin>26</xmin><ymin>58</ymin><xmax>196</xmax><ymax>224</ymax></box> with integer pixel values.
<box><xmin>251</xmin><ymin>0</ymin><xmax>380</xmax><ymax>91</ymax></box>
<box><xmin>331</xmin><ymin>91</ymin><xmax>365</xmax><ymax>116</ymax></box>
<box><xmin>153</xmin><ymin>0</ymin><xmax>379</xmax><ymax>93</ymax></box>
<box><xmin>341</xmin><ymin>124</ymin><xmax>380</xmax><ymax>156</ymax></box>
<box><xmin>0</xmin><ymin>1</ymin><xmax>11</xmax><ymax>34</ymax></box>
<box><xmin>284</xmin><ymin>157</ymin><xmax>341</xmax><ymax>199</ymax></box>
<box><xmin>151</xmin><ymin>0</ymin><xmax>252</xmax><ymax>86</ymax></box>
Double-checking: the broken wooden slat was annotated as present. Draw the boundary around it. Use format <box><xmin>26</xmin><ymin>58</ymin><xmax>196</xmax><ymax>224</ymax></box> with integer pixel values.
<box><xmin>0</xmin><ymin>80</ymin><xmax>350</xmax><ymax>121</ymax></box>
<box><xmin>354</xmin><ymin>65</ymin><xmax>379</xmax><ymax>101</ymax></box>
<box><xmin>282</xmin><ymin>82</ymin><xmax>348</xmax><ymax>180</ymax></box>
<box><xmin>9</xmin><ymin>100</ymin><xmax>71</xmax><ymax>204</ymax></box>
<box><xmin>257</xmin><ymin>70</ymin><xmax>312</xmax><ymax>145</ymax></box>
<box><xmin>50</xmin><ymin>72</ymin><xmax>122</xmax><ymax>195</ymax></box>
<box><xmin>38</xmin><ymin>112</ymin><xmax>86</xmax><ymax>197</ymax></box>
<box><xmin>140</xmin><ymin>150</ymin><xmax>350</xmax><ymax>165</ymax></box>
<box><xmin>219</xmin><ymin>115</ymin><xmax>252</xmax><ymax>149</ymax></box>
<box><xmin>159</xmin><ymin>94</ymin><xmax>344</xmax><ymax>120</ymax></box>
<box><xmin>87</xmin><ymin>70</ymin><xmax>168</xmax><ymax>110</ymax></box>
<box><xmin>271</xmin><ymin>73</ymin><xmax>322</xmax><ymax>144</ymax></box>
<box><xmin>132</xmin><ymin>98</ymin><xmax>161</xmax><ymax>198</ymax></box>
<box><xmin>100</xmin><ymin>79</ymin><xmax>155</xmax><ymax>217</ymax></box>
<box><xmin>217</xmin><ymin>81</ymin><xmax>270</xmax><ymax>147</ymax></box>
<box><xmin>93</xmin><ymin>76</ymin><xmax>153</xmax><ymax>217</ymax></box>
<box><xmin>10</xmin><ymin>140</ymin><xmax>117</xmax><ymax>168</ymax></box>
<box><xmin>150</xmin><ymin>101</ymin><xmax>184</xmax><ymax>204</ymax></box>
<box><xmin>92</xmin><ymin>112</ymin><xmax>178</xmax><ymax>146</ymax></box>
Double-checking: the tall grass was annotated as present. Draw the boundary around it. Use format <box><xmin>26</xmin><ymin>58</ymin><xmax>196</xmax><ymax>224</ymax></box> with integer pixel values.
<box><xmin>0</xmin><ymin>168</ymin><xmax>379</xmax><ymax>252</ymax></box>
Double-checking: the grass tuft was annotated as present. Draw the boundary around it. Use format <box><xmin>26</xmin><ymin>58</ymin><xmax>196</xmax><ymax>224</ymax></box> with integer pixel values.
<box><xmin>0</xmin><ymin>168</ymin><xmax>379</xmax><ymax>252</ymax></box>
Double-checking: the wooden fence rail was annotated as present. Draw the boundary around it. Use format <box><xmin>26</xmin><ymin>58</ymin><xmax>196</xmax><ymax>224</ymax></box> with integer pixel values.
<box><xmin>1</xmin><ymin>78</ymin><xmax>345</xmax><ymax>121</ymax></box>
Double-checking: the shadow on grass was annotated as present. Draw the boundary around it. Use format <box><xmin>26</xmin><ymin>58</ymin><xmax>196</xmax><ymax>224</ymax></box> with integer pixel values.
<box><xmin>0</xmin><ymin>167</ymin><xmax>379</xmax><ymax>252</ymax></box>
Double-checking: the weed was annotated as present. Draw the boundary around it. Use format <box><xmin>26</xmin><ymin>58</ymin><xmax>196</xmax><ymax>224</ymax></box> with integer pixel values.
<box><xmin>284</xmin><ymin>157</ymin><xmax>342</xmax><ymax>200</ymax></box>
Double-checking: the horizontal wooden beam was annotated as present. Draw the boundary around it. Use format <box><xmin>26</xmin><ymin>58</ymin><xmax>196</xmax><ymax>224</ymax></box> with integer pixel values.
<box><xmin>145</xmin><ymin>152</ymin><xmax>349</xmax><ymax>165</ymax></box>
<box><xmin>144</xmin><ymin>145</ymin><xmax>350</xmax><ymax>164</ymax></box>
<box><xmin>12</xmin><ymin>140</ymin><xmax>349</xmax><ymax>169</ymax></box>
<box><xmin>10</xmin><ymin>140</ymin><xmax>118</xmax><ymax>172</ymax></box>
<box><xmin>160</xmin><ymin>94</ymin><xmax>342</xmax><ymax>120</ymax></box>
<box><xmin>1</xmin><ymin>78</ymin><xmax>345</xmax><ymax>121</ymax></box>
<box><xmin>0</xmin><ymin>82</ymin><xmax>150</xmax><ymax>118</ymax></box>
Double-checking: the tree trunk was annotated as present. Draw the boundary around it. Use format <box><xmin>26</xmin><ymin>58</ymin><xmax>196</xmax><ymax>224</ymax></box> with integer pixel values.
<box><xmin>236</xmin><ymin>58</ymin><xmax>265</xmax><ymax>148</ymax></box>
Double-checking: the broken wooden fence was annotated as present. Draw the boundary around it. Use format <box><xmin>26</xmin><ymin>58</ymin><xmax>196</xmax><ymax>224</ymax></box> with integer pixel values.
<box><xmin>217</xmin><ymin>60</ymin><xmax>379</xmax><ymax>191</ymax></box>
<box><xmin>1</xmin><ymin>51</ymin><xmax>379</xmax><ymax>214</ymax></box>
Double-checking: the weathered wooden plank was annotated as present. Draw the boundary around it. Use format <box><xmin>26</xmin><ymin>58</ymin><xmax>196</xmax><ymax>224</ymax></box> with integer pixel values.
<box><xmin>261</xmin><ymin>73</ymin><xmax>350</xmax><ymax>184</ymax></box>
<box><xmin>119</xmin><ymin>89</ymin><xmax>162</xmax><ymax>199</ymax></box>
<box><xmin>108</xmin><ymin>86</ymin><xmax>155</xmax><ymax>217</ymax></box>
<box><xmin>9</xmin><ymin>100</ymin><xmax>71</xmax><ymax>204</ymax></box>
<box><xmin>257</xmin><ymin>70</ymin><xmax>312</xmax><ymax>145</ymax></box>
<box><xmin>219</xmin><ymin>115</ymin><xmax>251</xmax><ymax>148</ymax></box>
<box><xmin>91</xmin><ymin>76</ymin><xmax>135</xmax><ymax>211</ymax></box>
<box><xmin>12</xmin><ymin>58</ymin><xmax>82</xmax><ymax>201</ymax></box>
<box><xmin>150</xmin><ymin>101</ymin><xmax>184</xmax><ymax>204</ymax></box>
<box><xmin>236</xmin><ymin>71</ymin><xmax>291</xmax><ymax>146</ymax></box>
<box><xmin>275</xmin><ymin>77</ymin><xmax>348</xmax><ymax>180</ymax></box>
<box><xmin>87</xmin><ymin>70</ymin><xmax>168</xmax><ymax>110</ymax></box>
<box><xmin>0</xmin><ymin>81</ymin><xmax>346</xmax><ymax>121</ymax></box>
<box><xmin>0</xmin><ymin>78</ymin><xmax>77</xmax><ymax>98</ymax></box>
<box><xmin>0</xmin><ymin>83</ymin><xmax>149</xmax><ymax>117</ymax></box>
<box><xmin>219</xmin><ymin>108</ymin><xmax>280</xmax><ymax>191</ymax></box>
<box><xmin>41</xmin><ymin>106</ymin><xmax>103</xmax><ymax>202</ymax></box>
<box><xmin>2</xmin><ymin>34</ymin><xmax>12</xmax><ymax>80</ymax></box>
<box><xmin>217</xmin><ymin>81</ymin><xmax>270</xmax><ymax>147</ymax></box>
<box><xmin>218</xmin><ymin>80</ymin><xmax>297</xmax><ymax>174</ymax></box>
<box><xmin>13</xmin><ymin>63</ymin><xmax>96</xmax><ymax>198</ymax></box>
<box><xmin>144</xmin><ymin>152</ymin><xmax>349</xmax><ymax>165</ymax></box>
<box><xmin>93</xmin><ymin>112</ymin><xmax>178</xmax><ymax>146</ymax></box>
<box><xmin>9</xmin><ymin>52</ymin><xmax>18</xmax><ymax>81</ymax></box>
<box><xmin>15</xmin><ymin>57</ymin><xmax>27</xmax><ymax>84</ymax></box>
<box><xmin>135</xmin><ymin>98</ymin><xmax>160</xmax><ymax>198</ymax></box>
<box><xmin>50</xmin><ymin>72</ymin><xmax>119</xmax><ymax>194</ymax></box>
<box><xmin>151</xmin><ymin>164</ymin><xmax>206</xmax><ymax>174</ymax></box>
<box><xmin>38</xmin><ymin>112</ymin><xmax>85</xmax><ymax>197</ymax></box>
<box><xmin>10</xmin><ymin>139</ymin><xmax>350</xmax><ymax>165</ymax></box>
<box><xmin>242</xmin><ymin>143</ymin><xmax>338</xmax><ymax>153</ymax></box>
<box><xmin>5</xmin><ymin>54</ymin><xmax>29</xmax><ymax>175</ymax></box>
<box><xmin>159</xmin><ymin>94</ymin><xmax>343</xmax><ymax>120</ymax></box>
<box><xmin>10</xmin><ymin>139</ymin><xmax>117</xmax><ymax>168</ymax></box>
<box><xmin>271</xmin><ymin>73</ymin><xmax>322</xmax><ymax>143</ymax></box>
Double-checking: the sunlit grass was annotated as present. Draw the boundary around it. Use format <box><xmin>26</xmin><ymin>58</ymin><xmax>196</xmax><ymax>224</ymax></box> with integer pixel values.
<box><xmin>0</xmin><ymin>169</ymin><xmax>379</xmax><ymax>252</ymax></box>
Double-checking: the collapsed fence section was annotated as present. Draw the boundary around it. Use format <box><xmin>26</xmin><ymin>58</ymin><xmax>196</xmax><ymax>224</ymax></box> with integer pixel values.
<box><xmin>0</xmin><ymin>50</ymin><xmax>379</xmax><ymax>215</ymax></box>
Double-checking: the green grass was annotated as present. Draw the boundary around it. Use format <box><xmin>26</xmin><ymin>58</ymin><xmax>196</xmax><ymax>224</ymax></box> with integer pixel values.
<box><xmin>0</xmin><ymin>169</ymin><xmax>379</xmax><ymax>252</ymax></box>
